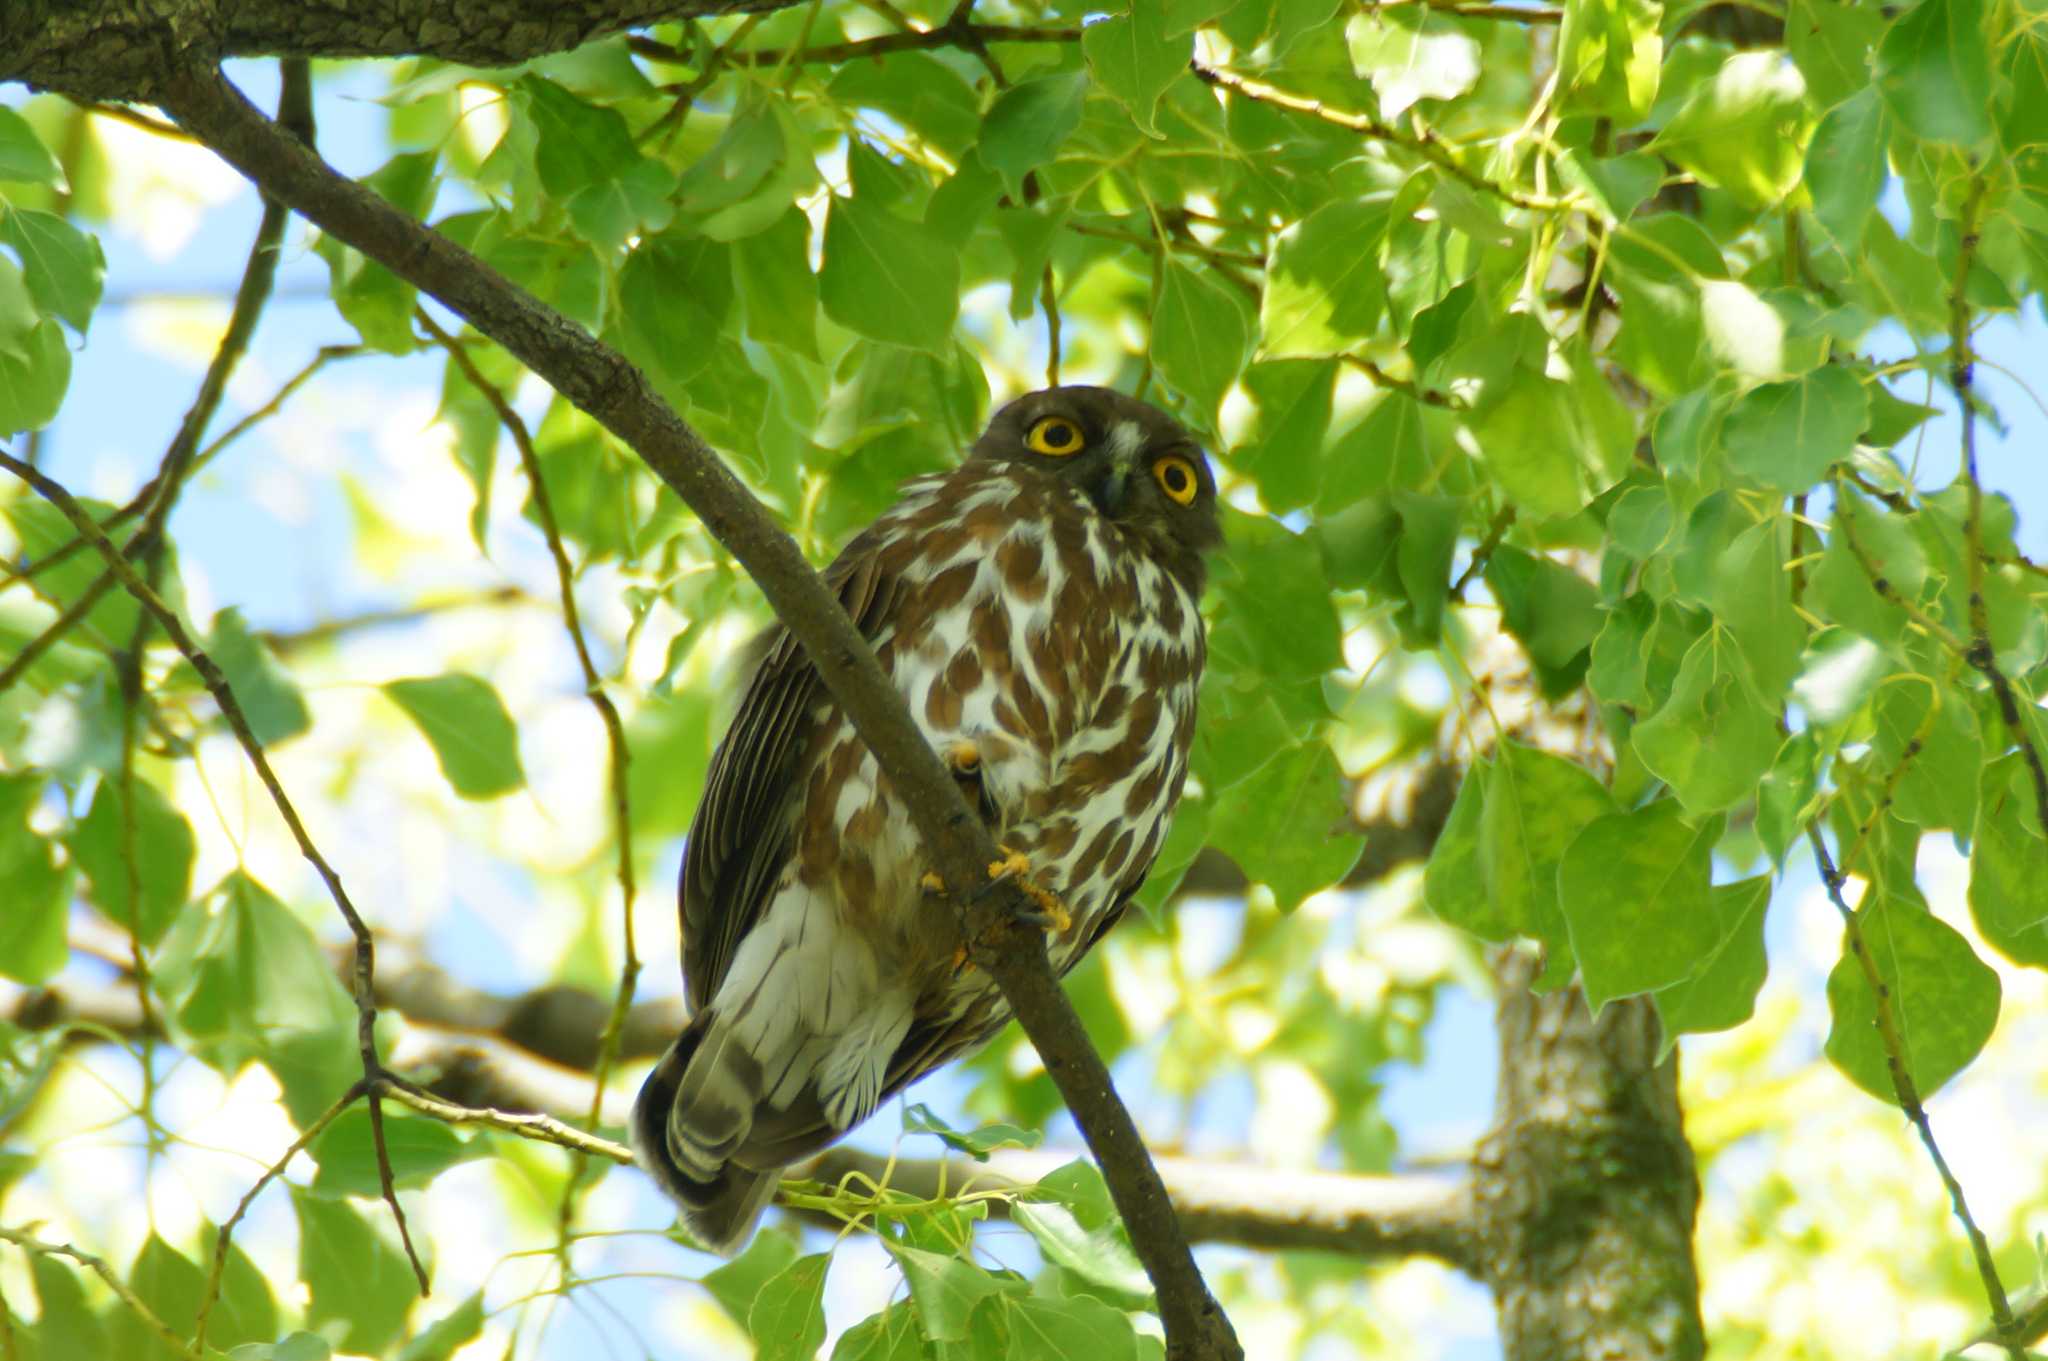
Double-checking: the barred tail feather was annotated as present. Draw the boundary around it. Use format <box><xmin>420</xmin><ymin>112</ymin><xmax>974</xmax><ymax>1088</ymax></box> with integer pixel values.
<box><xmin>631</xmin><ymin>1017</ymin><xmax>781</xmax><ymax>1255</ymax></box>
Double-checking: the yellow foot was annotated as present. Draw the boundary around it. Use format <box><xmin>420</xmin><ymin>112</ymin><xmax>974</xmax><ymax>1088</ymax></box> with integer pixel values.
<box><xmin>987</xmin><ymin>847</ymin><xmax>1073</xmax><ymax>933</ymax></box>
<box><xmin>944</xmin><ymin>738</ymin><xmax>981</xmax><ymax>775</ymax></box>
<box><xmin>919</xmin><ymin>869</ymin><xmax>947</xmax><ymax>896</ymax></box>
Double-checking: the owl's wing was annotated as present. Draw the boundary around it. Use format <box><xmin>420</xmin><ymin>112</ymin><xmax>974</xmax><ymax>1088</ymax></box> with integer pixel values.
<box><xmin>680</xmin><ymin>536</ymin><xmax>903</xmax><ymax>1007</ymax></box>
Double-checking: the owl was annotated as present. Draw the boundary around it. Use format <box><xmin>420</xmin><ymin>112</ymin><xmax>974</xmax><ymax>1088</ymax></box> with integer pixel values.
<box><xmin>631</xmin><ymin>386</ymin><xmax>1222</xmax><ymax>1252</ymax></box>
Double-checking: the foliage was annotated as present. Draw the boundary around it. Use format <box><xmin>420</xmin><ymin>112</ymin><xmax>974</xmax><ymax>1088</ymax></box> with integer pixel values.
<box><xmin>2</xmin><ymin>0</ymin><xmax>2047</xmax><ymax>1355</ymax></box>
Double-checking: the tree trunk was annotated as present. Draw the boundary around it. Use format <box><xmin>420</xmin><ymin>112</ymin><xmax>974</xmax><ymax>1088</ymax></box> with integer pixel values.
<box><xmin>1474</xmin><ymin>948</ymin><xmax>1705</xmax><ymax>1361</ymax></box>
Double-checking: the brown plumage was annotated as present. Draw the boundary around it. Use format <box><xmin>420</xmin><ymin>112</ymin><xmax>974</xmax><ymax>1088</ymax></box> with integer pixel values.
<box><xmin>631</xmin><ymin>387</ymin><xmax>1221</xmax><ymax>1251</ymax></box>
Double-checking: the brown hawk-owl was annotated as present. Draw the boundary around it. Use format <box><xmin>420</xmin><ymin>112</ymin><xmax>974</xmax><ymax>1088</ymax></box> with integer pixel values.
<box><xmin>631</xmin><ymin>386</ymin><xmax>1221</xmax><ymax>1251</ymax></box>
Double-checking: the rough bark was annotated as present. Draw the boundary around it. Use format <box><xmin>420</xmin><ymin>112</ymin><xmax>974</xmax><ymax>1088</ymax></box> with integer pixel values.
<box><xmin>3</xmin><ymin>0</ymin><xmax>797</xmax><ymax>102</ymax></box>
<box><xmin>1473</xmin><ymin>948</ymin><xmax>1705</xmax><ymax>1361</ymax></box>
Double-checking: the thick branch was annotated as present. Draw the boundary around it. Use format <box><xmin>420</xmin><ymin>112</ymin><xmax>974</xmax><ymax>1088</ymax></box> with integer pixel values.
<box><xmin>2</xmin><ymin>0</ymin><xmax>802</xmax><ymax>101</ymax></box>
<box><xmin>146</xmin><ymin>66</ymin><xmax>1236</xmax><ymax>1359</ymax></box>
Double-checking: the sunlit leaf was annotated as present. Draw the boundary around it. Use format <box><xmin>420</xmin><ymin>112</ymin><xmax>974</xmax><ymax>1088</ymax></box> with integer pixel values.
<box><xmin>382</xmin><ymin>673</ymin><xmax>527</xmax><ymax>800</ymax></box>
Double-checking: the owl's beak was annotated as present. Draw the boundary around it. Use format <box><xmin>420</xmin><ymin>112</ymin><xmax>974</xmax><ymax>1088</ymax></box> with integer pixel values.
<box><xmin>1087</xmin><ymin>422</ymin><xmax>1144</xmax><ymax>515</ymax></box>
<box><xmin>1087</xmin><ymin>463</ymin><xmax>1128</xmax><ymax>517</ymax></box>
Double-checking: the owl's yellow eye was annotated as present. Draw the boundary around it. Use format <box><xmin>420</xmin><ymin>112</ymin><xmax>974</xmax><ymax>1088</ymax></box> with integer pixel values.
<box><xmin>1153</xmin><ymin>455</ymin><xmax>1199</xmax><ymax>506</ymax></box>
<box><xmin>1025</xmin><ymin>417</ymin><xmax>1085</xmax><ymax>456</ymax></box>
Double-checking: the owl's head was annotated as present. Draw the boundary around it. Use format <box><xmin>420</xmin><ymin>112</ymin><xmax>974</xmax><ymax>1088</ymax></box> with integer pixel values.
<box><xmin>970</xmin><ymin>386</ymin><xmax>1224</xmax><ymax>586</ymax></box>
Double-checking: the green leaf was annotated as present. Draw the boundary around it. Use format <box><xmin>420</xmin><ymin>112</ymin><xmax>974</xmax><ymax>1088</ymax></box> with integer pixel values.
<box><xmin>1710</xmin><ymin>519</ymin><xmax>1805</xmax><ymax>700</ymax></box>
<box><xmin>1804</xmin><ymin>88</ymin><xmax>1890</xmax><ymax>250</ymax></box>
<box><xmin>1</xmin><ymin>207</ymin><xmax>105</xmax><ymax>333</ymax></box>
<box><xmin>978</xmin><ymin>72</ymin><xmax>1090</xmax><ymax>195</ymax></box>
<box><xmin>1152</xmin><ymin>258</ymin><xmax>1251</xmax><ymax>420</ymax></box>
<box><xmin>703</xmin><ymin>1230</ymin><xmax>802</xmax><ymax>1330</ymax></box>
<box><xmin>829</xmin><ymin>53</ymin><xmax>980</xmax><ymax>161</ymax></box>
<box><xmin>1557</xmin><ymin>149</ymin><xmax>1663</xmax><ymax>225</ymax></box>
<box><xmin>1969</xmin><ymin>752</ymin><xmax>2048</xmax><ymax>969</ymax></box>
<box><xmin>733</xmin><ymin>209</ymin><xmax>818</xmax><ymax>357</ymax></box>
<box><xmin>154</xmin><ymin>872</ymin><xmax>359</xmax><ymax>1123</ymax></box>
<box><xmin>820</xmin><ymin>192</ymin><xmax>961</xmax><ymax>354</ymax></box>
<box><xmin>517</xmin><ymin>74</ymin><xmax>641</xmax><ymax>194</ymax></box>
<box><xmin>1719</xmin><ymin>367</ymin><xmax>1869</xmax><ymax>492</ymax></box>
<box><xmin>314</xmin><ymin>152</ymin><xmax>437</xmax><ymax>354</ymax></box>
<box><xmin>1825</xmin><ymin>893</ymin><xmax>2000</xmax><ymax>1102</ymax></box>
<box><xmin>310</xmin><ymin>1107</ymin><xmax>469</xmax><ymax>1197</ymax></box>
<box><xmin>27</xmin><ymin>1255</ymin><xmax>105</xmax><ymax>1361</ymax></box>
<box><xmin>398</xmin><ymin>1294</ymin><xmax>485</xmax><ymax>1361</ymax></box>
<box><xmin>1872</xmin><ymin>681</ymin><xmax>1980</xmax><ymax>833</ymax></box>
<box><xmin>1876</xmin><ymin>0</ymin><xmax>1994</xmax><ymax>148</ymax></box>
<box><xmin>291</xmin><ymin>1187</ymin><xmax>418</xmax><ymax>1355</ymax></box>
<box><xmin>1346</xmin><ymin>8</ymin><xmax>1481</xmax><ymax>117</ymax></box>
<box><xmin>964</xmin><ymin>1293</ymin><xmax>1142</xmax><ymax>1361</ymax></box>
<box><xmin>902</xmin><ymin>1104</ymin><xmax>1042</xmax><ymax>1160</ymax></box>
<box><xmin>382</xmin><ymin>673</ymin><xmax>526</xmax><ymax>800</ymax></box>
<box><xmin>1480</xmin><ymin>741</ymin><xmax>1619</xmax><ymax>962</ymax></box>
<box><xmin>0</xmin><ymin>106</ymin><xmax>64</xmax><ymax>188</ymax></box>
<box><xmin>1258</xmin><ymin>200</ymin><xmax>1389</xmax><ymax>358</ymax></box>
<box><xmin>1021</xmin><ymin>1161</ymin><xmax>1152</xmax><ymax>1305</ymax></box>
<box><xmin>831</xmin><ymin>1302</ymin><xmax>929</xmax><ymax>1360</ymax></box>
<box><xmin>1787</xmin><ymin>0</ymin><xmax>1884</xmax><ymax>109</ymax></box>
<box><xmin>1631</xmin><ymin>630</ymin><xmax>1779</xmax><ymax>815</ymax></box>
<box><xmin>884</xmin><ymin>1242</ymin><xmax>1008</xmax><ymax>1342</ymax></box>
<box><xmin>1231</xmin><ymin>359</ymin><xmax>1334</xmax><ymax>510</ymax></box>
<box><xmin>1556</xmin><ymin>0</ymin><xmax>1663</xmax><ymax>120</ymax></box>
<box><xmin>1470</xmin><ymin>357</ymin><xmax>1632</xmax><ymax>520</ymax></box>
<box><xmin>225</xmin><ymin>1333</ymin><xmax>332</xmax><ymax>1361</ymax></box>
<box><xmin>1083</xmin><ymin>0</ymin><xmax>1191</xmax><ymax>136</ymax></box>
<box><xmin>1423</xmin><ymin>763</ymin><xmax>1491</xmax><ymax>935</ymax></box>
<box><xmin>0</xmin><ymin>311</ymin><xmax>71</xmax><ymax>431</ymax></box>
<box><xmin>1648</xmin><ymin>52</ymin><xmax>1810</xmax><ymax>208</ymax></box>
<box><xmin>1756</xmin><ymin>730</ymin><xmax>1821</xmax><ymax>863</ymax></box>
<box><xmin>618</xmin><ymin>230</ymin><xmax>736</xmax><ymax>386</ymax></box>
<box><xmin>208</xmin><ymin>606</ymin><xmax>312</xmax><ymax>747</ymax></box>
<box><xmin>1558</xmin><ymin>800</ymin><xmax>1722</xmax><ymax>1013</ymax></box>
<box><xmin>1391</xmin><ymin>491</ymin><xmax>1461</xmax><ymax>646</ymax></box>
<box><xmin>0</xmin><ymin>773</ymin><xmax>67</xmax><ymax>984</ymax></box>
<box><xmin>1207</xmin><ymin>739</ymin><xmax>1363</xmax><ymax>907</ymax></box>
<box><xmin>1485</xmin><ymin>546</ymin><xmax>1601</xmax><ymax>695</ymax></box>
<box><xmin>67</xmin><ymin>772</ymin><xmax>195</xmax><ymax>947</ymax></box>
<box><xmin>747</xmin><ymin>1254</ymin><xmax>830</xmax><ymax>1361</ymax></box>
<box><xmin>1654</xmin><ymin>874</ymin><xmax>1772</xmax><ymax>1054</ymax></box>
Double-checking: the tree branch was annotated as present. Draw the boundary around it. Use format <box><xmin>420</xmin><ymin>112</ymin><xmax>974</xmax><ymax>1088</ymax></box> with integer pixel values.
<box><xmin>3</xmin><ymin>0</ymin><xmax>809</xmax><ymax>101</ymax></box>
<box><xmin>144</xmin><ymin>65</ymin><xmax>1238</xmax><ymax>1358</ymax></box>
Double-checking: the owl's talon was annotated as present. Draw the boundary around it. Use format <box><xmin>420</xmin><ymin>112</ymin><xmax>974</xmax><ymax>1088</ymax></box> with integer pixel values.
<box><xmin>920</xmin><ymin>869</ymin><xmax>947</xmax><ymax>896</ymax></box>
<box><xmin>986</xmin><ymin>848</ymin><xmax>1073</xmax><ymax>934</ymax></box>
<box><xmin>944</xmin><ymin>739</ymin><xmax>981</xmax><ymax>775</ymax></box>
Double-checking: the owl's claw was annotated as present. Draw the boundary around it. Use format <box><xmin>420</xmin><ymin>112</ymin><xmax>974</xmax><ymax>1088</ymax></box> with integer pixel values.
<box><xmin>944</xmin><ymin>739</ymin><xmax>981</xmax><ymax>774</ymax></box>
<box><xmin>920</xmin><ymin>869</ymin><xmax>947</xmax><ymax>896</ymax></box>
<box><xmin>987</xmin><ymin>847</ymin><xmax>1073</xmax><ymax>934</ymax></box>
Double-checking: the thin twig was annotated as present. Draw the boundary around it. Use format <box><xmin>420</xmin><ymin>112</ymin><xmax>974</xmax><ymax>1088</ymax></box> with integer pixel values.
<box><xmin>1190</xmin><ymin>63</ymin><xmax>1566</xmax><ymax>214</ymax></box>
<box><xmin>0</xmin><ymin>1225</ymin><xmax>201</xmax><ymax>1360</ymax></box>
<box><xmin>1042</xmin><ymin>264</ymin><xmax>1061</xmax><ymax>388</ymax></box>
<box><xmin>156</xmin><ymin>66</ymin><xmax>1240</xmax><ymax>1359</ymax></box>
<box><xmin>1806</xmin><ymin>829</ymin><xmax>2020</xmax><ymax>1356</ymax></box>
<box><xmin>1948</xmin><ymin>173</ymin><xmax>2048</xmax><ymax>843</ymax></box>
<box><xmin>193</xmin><ymin>1083</ymin><xmax>365</xmax><ymax>1351</ymax></box>
<box><xmin>1341</xmin><ymin>353</ymin><xmax>1463</xmax><ymax>409</ymax></box>
<box><xmin>79</xmin><ymin>100</ymin><xmax>192</xmax><ymax>139</ymax></box>
<box><xmin>417</xmin><ymin>309</ymin><xmax>640</xmax><ymax>1268</ymax></box>
<box><xmin>0</xmin><ymin>448</ymin><xmax>431</xmax><ymax>1298</ymax></box>
<box><xmin>1449</xmin><ymin>505</ymin><xmax>1516</xmax><ymax>601</ymax></box>
<box><xmin>375</xmin><ymin>1077</ymin><xmax>634</xmax><ymax>1163</ymax></box>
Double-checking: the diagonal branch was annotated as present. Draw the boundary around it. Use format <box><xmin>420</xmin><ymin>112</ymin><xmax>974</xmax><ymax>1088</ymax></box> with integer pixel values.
<box><xmin>148</xmin><ymin>64</ymin><xmax>1239</xmax><ymax>1360</ymax></box>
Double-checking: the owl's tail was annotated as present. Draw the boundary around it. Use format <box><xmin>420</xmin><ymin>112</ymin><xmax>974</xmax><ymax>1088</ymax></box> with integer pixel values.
<box><xmin>630</xmin><ymin>1015</ymin><xmax>779</xmax><ymax>1255</ymax></box>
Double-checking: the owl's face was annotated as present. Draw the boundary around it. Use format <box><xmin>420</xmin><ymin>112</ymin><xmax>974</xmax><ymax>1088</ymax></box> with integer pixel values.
<box><xmin>969</xmin><ymin>386</ymin><xmax>1224</xmax><ymax>582</ymax></box>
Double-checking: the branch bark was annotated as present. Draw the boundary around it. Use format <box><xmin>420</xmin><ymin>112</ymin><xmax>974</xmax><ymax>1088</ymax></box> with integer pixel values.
<box><xmin>2</xmin><ymin>0</ymin><xmax>803</xmax><ymax>101</ymax></box>
<box><xmin>102</xmin><ymin>62</ymin><xmax>1240</xmax><ymax>1360</ymax></box>
<box><xmin>8</xmin><ymin>977</ymin><xmax>1479</xmax><ymax>1269</ymax></box>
